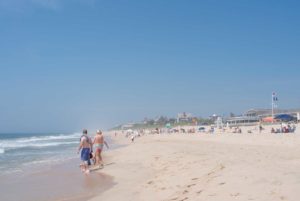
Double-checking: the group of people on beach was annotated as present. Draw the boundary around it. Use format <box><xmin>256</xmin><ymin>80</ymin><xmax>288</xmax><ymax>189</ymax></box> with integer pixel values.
<box><xmin>271</xmin><ymin>123</ymin><xmax>297</xmax><ymax>133</ymax></box>
<box><xmin>77</xmin><ymin>129</ymin><xmax>109</xmax><ymax>174</ymax></box>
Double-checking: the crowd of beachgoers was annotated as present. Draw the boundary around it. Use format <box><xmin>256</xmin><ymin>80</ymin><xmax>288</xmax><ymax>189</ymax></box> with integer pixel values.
<box><xmin>117</xmin><ymin>122</ymin><xmax>299</xmax><ymax>141</ymax></box>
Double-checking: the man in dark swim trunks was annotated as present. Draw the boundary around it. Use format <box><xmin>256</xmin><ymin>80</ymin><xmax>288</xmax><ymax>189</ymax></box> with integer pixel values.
<box><xmin>77</xmin><ymin>129</ymin><xmax>92</xmax><ymax>173</ymax></box>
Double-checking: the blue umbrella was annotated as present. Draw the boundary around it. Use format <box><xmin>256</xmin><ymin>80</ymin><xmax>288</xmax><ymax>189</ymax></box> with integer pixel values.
<box><xmin>274</xmin><ymin>114</ymin><xmax>296</xmax><ymax>122</ymax></box>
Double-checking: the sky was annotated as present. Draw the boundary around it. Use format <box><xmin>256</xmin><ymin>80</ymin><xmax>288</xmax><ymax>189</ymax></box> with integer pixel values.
<box><xmin>0</xmin><ymin>0</ymin><xmax>300</xmax><ymax>133</ymax></box>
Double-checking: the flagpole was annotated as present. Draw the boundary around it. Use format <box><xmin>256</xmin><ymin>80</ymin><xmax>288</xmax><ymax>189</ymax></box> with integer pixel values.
<box><xmin>272</xmin><ymin>93</ymin><xmax>274</xmax><ymax>123</ymax></box>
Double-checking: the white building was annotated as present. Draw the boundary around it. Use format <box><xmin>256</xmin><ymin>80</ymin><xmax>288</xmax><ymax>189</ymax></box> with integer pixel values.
<box><xmin>177</xmin><ymin>112</ymin><xmax>193</xmax><ymax>123</ymax></box>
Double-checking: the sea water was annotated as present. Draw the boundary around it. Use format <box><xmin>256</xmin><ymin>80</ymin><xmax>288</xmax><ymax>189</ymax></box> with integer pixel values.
<box><xmin>0</xmin><ymin>132</ymin><xmax>95</xmax><ymax>175</ymax></box>
<box><xmin>0</xmin><ymin>132</ymin><xmax>117</xmax><ymax>201</ymax></box>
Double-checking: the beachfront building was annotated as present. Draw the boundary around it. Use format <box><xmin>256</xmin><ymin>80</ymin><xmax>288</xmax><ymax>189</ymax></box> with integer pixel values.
<box><xmin>226</xmin><ymin>108</ymin><xmax>300</xmax><ymax>126</ymax></box>
<box><xmin>226</xmin><ymin>116</ymin><xmax>260</xmax><ymax>127</ymax></box>
<box><xmin>177</xmin><ymin>112</ymin><xmax>193</xmax><ymax>123</ymax></box>
<box><xmin>121</xmin><ymin>123</ymin><xmax>134</xmax><ymax>130</ymax></box>
<box><xmin>245</xmin><ymin>108</ymin><xmax>300</xmax><ymax>119</ymax></box>
<box><xmin>245</xmin><ymin>109</ymin><xmax>271</xmax><ymax>118</ymax></box>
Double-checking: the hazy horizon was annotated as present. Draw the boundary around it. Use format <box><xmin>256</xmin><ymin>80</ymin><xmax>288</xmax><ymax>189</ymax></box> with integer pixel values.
<box><xmin>1</xmin><ymin>0</ymin><xmax>300</xmax><ymax>133</ymax></box>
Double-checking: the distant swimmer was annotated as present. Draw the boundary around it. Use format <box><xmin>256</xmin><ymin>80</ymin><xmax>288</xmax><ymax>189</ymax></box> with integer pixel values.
<box><xmin>93</xmin><ymin>130</ymin><xmax>109</xmax><ymax>167</ymax></box>
<box><xmin>77</xmin><ymin>129</ymin><xmax>92</xmax><ymax>173</ymax></box>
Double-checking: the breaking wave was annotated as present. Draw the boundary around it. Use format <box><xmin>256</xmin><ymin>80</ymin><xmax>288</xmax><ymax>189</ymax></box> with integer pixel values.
<box><xmin>0</xmin><ymin>133</ymin><xmax>81</xmax><ymax>152</ymax></box>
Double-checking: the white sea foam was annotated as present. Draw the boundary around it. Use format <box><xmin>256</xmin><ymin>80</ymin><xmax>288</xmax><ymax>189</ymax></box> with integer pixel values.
<box><xmin>0</xmin><ymin>141</ymin><xmax>78</xmax><ymax>150</ymax></box>
<box><xmin>16</xmin><ymin>133</ymin><xmax>81</xmax><ymax>143</ymax></box>
<box><xmin>22</xmin><ymin>155</ymin><xmax>77</xmax><ymax>167</ymax></box>
<box><xmin>0</xmin><ymin>133</ymin><xmax>85</xmax><ymax>176</ymax></box>
<box><xmin>0</xmin><ymin>133</ymin><xmax>81</xmax><ymax>151</ymax></box>
<box><xmin>0</xmin><ymin>167</ymin><xmax>23</xmax><ymax>176</ymax></box>
<box><xmin>28</xmin><ymin>141</ymin><xmax>78</xmax><ymax>147</ymax></box>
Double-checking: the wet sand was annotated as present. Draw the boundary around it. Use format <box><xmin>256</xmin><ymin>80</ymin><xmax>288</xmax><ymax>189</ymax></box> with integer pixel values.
<box><xmin>0</xmin><ymin>158</ymin><xmax>115</xmax><ymax>201</ymax></box>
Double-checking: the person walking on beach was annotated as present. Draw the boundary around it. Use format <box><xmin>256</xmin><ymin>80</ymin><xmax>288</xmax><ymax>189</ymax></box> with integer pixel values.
<box><xmin>77</xmin><ymin>129</ymin><xmax>93</xmax><ymax>173</ymax></box>
<box><xmin>93</xmin><ymin>130</ymin><xmax>109</xmax><ymax>167</ymax></box>
<box><xmin>259</xmin><ymin>125</ymin><xmax>263</xmax><ymax>133</ymax></box>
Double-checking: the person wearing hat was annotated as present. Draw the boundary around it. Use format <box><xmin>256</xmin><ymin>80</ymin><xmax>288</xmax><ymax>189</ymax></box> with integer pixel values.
<box><xmin>93</xmin><ymin>130</ymin><xmax>109</xmax><ymax>167</ymax></box>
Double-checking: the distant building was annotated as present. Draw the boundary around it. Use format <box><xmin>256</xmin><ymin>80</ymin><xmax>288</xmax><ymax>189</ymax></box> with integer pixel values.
<box><xmin>226</xmin><ymin>108</ymin><xmax>300</xmax><ymax>126</ymax></box>
<box><xmin>226</xmin><ymin>116</ymin><xmax>260</xmax><ymax>127</ymax></box>
<box><xmin>210</xmin><ymin>114</ymin><xmax>219</xmax><ymax>121</ymax></box>
<box><xmin>245</xmin><ymin>108</ymin><xmax>300</xmax><ymax>118</ymax></box>
<box><xmin>177</xmin><ymin>112</ymin><xmax>193</xmax><ymax>123</ymax></box>
<box><xmin>121</xmin><ymin>123</ymin><xmax>134</xmax><ymax>130</ymax></box>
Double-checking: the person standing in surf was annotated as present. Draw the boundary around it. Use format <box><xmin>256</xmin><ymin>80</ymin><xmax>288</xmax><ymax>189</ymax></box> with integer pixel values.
<box><xmin>93</xmin><ymin>130</ymin><xmax>109</xmax><ymax>167</ymax></box>
<box><xmin>77</xmin><ymin>129</ymin><xmax>92</xmax><ymax>173</ymax></box>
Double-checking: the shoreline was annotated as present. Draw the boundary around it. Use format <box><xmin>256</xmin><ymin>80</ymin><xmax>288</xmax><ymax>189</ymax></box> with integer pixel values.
<box><xmin>0</xmin><ymin>133</ymin><xmax>123</xmax><ymax>201</ymax></box>
<box><xmin>0</xmin><ymin>156</ymin><xmax>116</xmax><ymax>201</ymax></box>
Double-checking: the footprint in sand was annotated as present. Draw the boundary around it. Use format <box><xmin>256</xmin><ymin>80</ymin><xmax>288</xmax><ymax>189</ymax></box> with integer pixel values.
<box><xmin>280</xmin><ymin>196</ymin><xmax>286</xmax><ymax>200</ymax></box>
<box><xmin>147</xmin><ymin>181</ymin><xmax>154</xmax><ymax>185</ymax></box>
<box><xmin>187</xmin><ymin>184</ymin><xmax>196</xmax><ymax>188</ymax></box>
<box><xmin>196</xmin><ymin>190</ymin><xmax>203</xmax><ymax>194</ymax></box>
<box><xmin>231</xmin><ymin>193</ymin><xmax>240</xmax><ymax>197</ymax></box>
<box><xmin>207</xmin><ymin>171</ymin><xmax>214</xmax><ymax>176</ymax></box>
<box><xmin>191</xmin><ymin>178</ymin><xmax>199</xmax><ymax>181</ymax></box>
<box><xmin>182</xmin><ymin>190</ymin><xmax>189</xmax><ymax>194</ymax></box>
<box><xmin>219</xmin><ymin>182</ymin><xmax>226</xmax><ymax>185</ymax></box>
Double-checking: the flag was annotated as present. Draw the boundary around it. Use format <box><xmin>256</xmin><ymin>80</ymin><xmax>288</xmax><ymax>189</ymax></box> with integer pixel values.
<box><xmin>272</xmin><ymin>92</ymin><xmax>278</xmax><ymax>101</ymax></box>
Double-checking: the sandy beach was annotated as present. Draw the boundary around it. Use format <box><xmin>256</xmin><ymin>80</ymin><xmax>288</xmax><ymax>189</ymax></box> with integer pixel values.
<box><xmin>2</xmin><ymin>1</ymin><xmax>300</xmax><ymax>200</ymax></box>
<box><xmin>87</xmin><ymin>126</ymin><xmax>300</xmax><ymax>201</ymax></box>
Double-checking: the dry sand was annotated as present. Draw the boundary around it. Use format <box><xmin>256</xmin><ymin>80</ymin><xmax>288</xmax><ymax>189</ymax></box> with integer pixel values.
<box><xmin>89</xmin><ymin>125</ymin><xmax>300</xmax><ymax>201</ymax></box>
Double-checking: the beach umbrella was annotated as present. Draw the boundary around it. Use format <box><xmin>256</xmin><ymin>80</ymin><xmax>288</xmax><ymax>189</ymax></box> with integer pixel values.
<box><xmin>274</xmin><ymin>114</ymin><xmax>296</xmax><ymax>122</ymax></box>
<box><xmin>262</xmin><ymin>116</ymin><xmax>275</xmax><ymax>123</ymax></box>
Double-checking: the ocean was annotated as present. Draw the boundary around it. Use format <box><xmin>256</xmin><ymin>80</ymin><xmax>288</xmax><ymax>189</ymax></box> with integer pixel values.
<box><xmin>0</xmin><ymin>132</ymin><xmax>117</xmax><ymax>201</ymax></box>
<box><xmin>0</xmin><ymin>132</ymin><xmax>91</xmax><ymax>175</ymax></box>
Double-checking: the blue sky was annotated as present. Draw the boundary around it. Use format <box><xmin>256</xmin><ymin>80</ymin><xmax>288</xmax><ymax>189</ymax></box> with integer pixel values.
<box><xmin>0</xmin><ymin>0</ymin><xmax>299</xmax><ymax>132</ymax></box>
